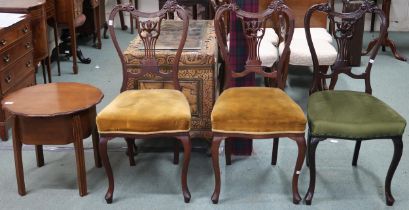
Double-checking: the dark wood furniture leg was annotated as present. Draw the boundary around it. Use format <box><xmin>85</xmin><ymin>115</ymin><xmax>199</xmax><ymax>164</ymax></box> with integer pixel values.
<box><xmin>173</xmin><ymin>139</ymin><xmax>180</xmax><ymax>164</ymax></box>
<box><xmin>99</xmin><ymin>137</ymin><xmax>114</xmax><ymax>203</ymax></box>
<box><xmin>73</xmin><ymin>115</ymin><xmax>87</xmax><ymax>197</ymax></box>
<box><xmin>271</xmin><ymin>138</ymin><xmax>279</xmax><ymax>165</ymax></box>
<box><xmin>224</xmin><ymin>139</ymin><xmax>232</xmax><ymax>165</ymax></box>
<box><xmin>129</xmin><ymin>0</ymin><xmax>137</xmax><ymax>34</ymax></box>
<box><xmin>93</xmin><ymin>4</ymin><xmax>102</xmax><ymax>49</ymax></box>
<box><xmin>35</xmin><ymin>145</ymin><xmax>45</xmax><ymax>167</ymax></box>
<box><xmin>178</xmin><ymin>135</ymin><xmax>192</xmax><ymax>203</ymax></box>
<box><xmin>41</xmin><ymin>60</ymin><xmax>47</xmax><ymax>83</ymax></box>
<box><xmin>290</xmin><ymin>136</ymin><xmax>306</xmax><ymax>204</ymax></box>
<box><xmin>92</xmin><ymin>126</ymin><xmax>102</xmax><ymax>168</ymax></box>
<box><xmin>370</xmin><ymin>0</ymin><xmax>378</xmax><ymax>32</ymax></box>
<box><xmin>12</xmin><ymin>118</ymin><xmax>26</xmax><ymax>196</ymax></box>
<box><xmin>211</xmin><ymin>137</ymin><xmax>223</xmax><ymax>204</ymax></box>
<box><xmin>91</xmin><ymin>107</ymin><xmax>102</xmax><ymax>168</ymax></box>
<box><xmin>363</xmin><ymin>0</ymin><xmax>406</xmax><ymax>61</ymax></box>
<box><xmin>385</xmin><ymin>137</ymin><xmax>403</xmax><ymax>206</ymax></box>
<box><xmin>116</xmin><ymin>0</ymin><xmax>128</xmax><ymax>30</ymax></box>
<box><xmin>68</xmin><ymin>19</ymin><xmax>78</xmax><ymax>74</ymax></box>
<box><xmin>0</xmin><ymin>124</ymin><xmax>9</xmax><ymax>141</ymax></box>
<box><xmin>51</xmin><ymin>17</ymin><xmax>61</xmax><ymax>76</ymax></box>
<box><xmin>125</xmin><ymin>138</ymin><xmax>136</xmax><ymax>166</ymax></box>
<box><xmin>352</xmin><ymin>140</ymin><xmax>362</xmax><ymax>166</ymax></box>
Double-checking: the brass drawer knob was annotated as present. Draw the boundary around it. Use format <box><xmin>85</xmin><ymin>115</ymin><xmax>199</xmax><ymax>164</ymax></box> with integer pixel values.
<box><xmin>22</xmin><ymin>26</ymin><xmax>29</xmax><ymax>33</ymax></box>
<box><xmin>25</xmin><ymin>42</ymin><xmax>31</xmax><ymax>49</ymax></box>
<box><xmin>0</xmin><ymin>39</ymin><xmax>6</xmax><ymax>46</ymax></box>
<box><xmin>4</xmin><ymin>75</ymin><xmax>12</xmax><ymax>84</ymax></box>
<box><xmin>26</xmin><ymin>60</ymin><xmax>32</xmax><ymax>68</ymax></box>
<box><xmin>3</xmin><ymin>54</ymin><xmax>10</xmax><ymax>63</ymax></box>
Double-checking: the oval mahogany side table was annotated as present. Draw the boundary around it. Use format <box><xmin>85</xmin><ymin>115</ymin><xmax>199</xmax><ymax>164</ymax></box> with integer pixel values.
<box><xmin>2</xmin><ymin>82</ymin><xmax>104</xmax><ymax>196</ymax></box>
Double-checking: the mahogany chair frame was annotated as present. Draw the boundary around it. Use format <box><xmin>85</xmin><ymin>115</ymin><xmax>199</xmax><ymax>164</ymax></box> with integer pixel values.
<box><xmin>303</xmin><ymin>1</ymin><xmax>402</xmax><ymax>206</ymax></box>
<box><xmin>212</xmin><ymin>0</ymin><xmax>307</xmax><ymax>204</ymax></box>
<box><xmin>100</xmin><ymin>1</ymin><xmax>191</xmax><ymax>203</ymax></box>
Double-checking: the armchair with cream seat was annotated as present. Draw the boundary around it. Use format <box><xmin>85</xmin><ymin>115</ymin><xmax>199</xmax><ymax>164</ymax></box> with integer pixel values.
<box><xmin>211</xmin><ymin>0</ymin><xmax>307</xmax><ymax>204</ymax></box>
<box><xmin>268</xmin><ymin>0</ymin><xmax>338</xmax><ymax>89</ymax></box>
<box><xmin>96</xmin><ymin>1</ymin><xmax>192</xmax><ymax>204</ymax></box>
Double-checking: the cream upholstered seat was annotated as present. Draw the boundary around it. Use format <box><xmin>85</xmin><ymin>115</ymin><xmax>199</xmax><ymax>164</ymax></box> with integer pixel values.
<box><xmin>264</xmin><ymin>28</ymin><xmax>280</xmax><ymax>45</ymax></box>
<box><xmin>227</xmin><ymin>28</ymin><xmax>279</xmax><ymax>67</ymax></box>
<box><xmin>293</xmin><ymin>27</ymin><xmax>333</xmax><ymax>42</ymax></box>
<box><xmin>279</xmin><ymin>38</ymin><xmax>337</xmax><ymax>66</ymax></box>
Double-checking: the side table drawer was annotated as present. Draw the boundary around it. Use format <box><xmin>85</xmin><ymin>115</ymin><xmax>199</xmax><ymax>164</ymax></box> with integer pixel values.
<box><xmin>0</xmin><ymin>19</ymin><xmax>31</xmax><ymax>52</ymax></box>
<box><xmin>0</xmin><ymin>52</ymin><xmax>34</xmax><ymax>94</ymax></box>
<box><xmin>0</xmin><ymin>36</ymin><xmax>32</xmax><ymax>69</ymax></box>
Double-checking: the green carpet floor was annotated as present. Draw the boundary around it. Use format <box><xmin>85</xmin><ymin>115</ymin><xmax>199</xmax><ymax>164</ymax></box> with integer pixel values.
<box><xmin>0</xmin><ymin>29</ymin><xmax>408</xmax><ymax>210</ymax></box>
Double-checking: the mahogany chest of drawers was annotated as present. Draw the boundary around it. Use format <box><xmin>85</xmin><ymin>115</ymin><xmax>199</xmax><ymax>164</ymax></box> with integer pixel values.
<box><xmin>0</xmin><ymin>14</ymin><xmax>36</xmax><ymax>140</ymax></box>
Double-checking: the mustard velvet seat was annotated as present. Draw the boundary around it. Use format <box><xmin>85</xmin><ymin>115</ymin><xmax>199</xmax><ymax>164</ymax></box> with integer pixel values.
<box><xmin>308</xmin><ymin>90</ymin><xmax>406</xmax><ymax>139</ymax></box>
<box><xmin>96</xmin><ymin>89</ymin><xmax>191</xmax><ymax>134</ymax></box>
<box><xmin>211</xmin><ymin>87</ymin><xmax>307</xmax><ymax>134</ymax></box>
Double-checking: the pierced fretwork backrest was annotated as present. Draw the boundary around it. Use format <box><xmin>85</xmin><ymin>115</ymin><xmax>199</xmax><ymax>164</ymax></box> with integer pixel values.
<box><xmin>305</xmin><ymin>0</ymin><xmax>387</xmax><ymax>94</ymax></box>
<box><xmin>108</xmin><ymin>1</ymin><xmax>189</xmax><ymax>92</ymax></box>
<box><xmin>214</xmin><ymin>0</ymin><xmax>295</xmax><ymax>90</ymax></box>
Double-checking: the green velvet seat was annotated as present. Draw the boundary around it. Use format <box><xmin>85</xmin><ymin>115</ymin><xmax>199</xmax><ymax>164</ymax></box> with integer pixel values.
<box><xmin>308</xmin><ymin>90</ymin><xmax>406</xmax><ymax>139</ymax></box>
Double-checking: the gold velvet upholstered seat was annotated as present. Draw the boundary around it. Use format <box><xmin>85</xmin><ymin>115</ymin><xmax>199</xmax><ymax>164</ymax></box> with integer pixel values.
<box><xmin>97</xmin><ymin>89</ymin><xmax>191</xmax><ymax>134</ymax></box>
<box><xmin>211</xmin><ymin>87</ymin><xmax>306</xmax><ymax>134</ymax></box>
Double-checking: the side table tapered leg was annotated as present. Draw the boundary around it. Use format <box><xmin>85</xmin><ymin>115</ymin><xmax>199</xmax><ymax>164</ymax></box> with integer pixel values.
<box><xmin>73</xmin><ymin>115</ymin><xmax>87</xmax><ymax>197</ymax></box>
<box><xmin>12</xmin><ymin>117</ymin><xmax>26</xmax><ymax>196</ymax></box>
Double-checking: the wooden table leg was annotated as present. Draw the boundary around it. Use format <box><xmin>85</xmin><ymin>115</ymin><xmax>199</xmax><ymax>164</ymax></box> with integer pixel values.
<box><xmin>93</xmin><ymin>5</ymin><xmax>102</xmax><ymax>49</ymax></box>
<box><xmin>364</xmin><ymin>0</ymin><xmax>406</xmax><ymax>61</ymax></box>
<box><xmin>370</xmin><ymin>0</ymin><xmax>378</xmax><ymax>32</ymax></box>
<box><xmin>46</xmin><ymin>57</ymin><xmax>52</xmax><ymax>83</ymax></box>
<box><xmin>73</xmin><ymin>115</ymin><xmax>87</xmax><ymax>197</ymax></box>
<box><xmin>35</xmin><ymin>145</ymin><xmax>45</xmax><ymax>167</ymax></box>
<box><xmin>68</xmin><ymin>19</ymin><xmax>78</xmax><ymax>74</ymax></box>
<box><xmin>116</xmin><ymin>0</ymin><xmax>128</xmax><ymax>30</ymax></box>
<box><xmin>51</xmin><ymin>16</ymin><xmax>61</xmax><ymax>76</ymax></box>
<box><xmin>12</xmin><ymin>117</ymin><xmax>26</xmax><ymax>196</ymax></box>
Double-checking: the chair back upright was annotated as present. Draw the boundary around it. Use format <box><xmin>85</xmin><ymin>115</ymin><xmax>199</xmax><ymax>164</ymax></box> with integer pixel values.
<box><xmin>214</xmin><ymin>0</ymin><xmax>295</xmax><ymax>90</ymax></box>
<box><xmin>305</xmin><ymin>0</ymin><xmax>387</xmax><ymax>94</ymax></box>
<box><xmin>108</xmin><ymin>1</ymin><xmax>189</xmax><ymax>92</ymax></box>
